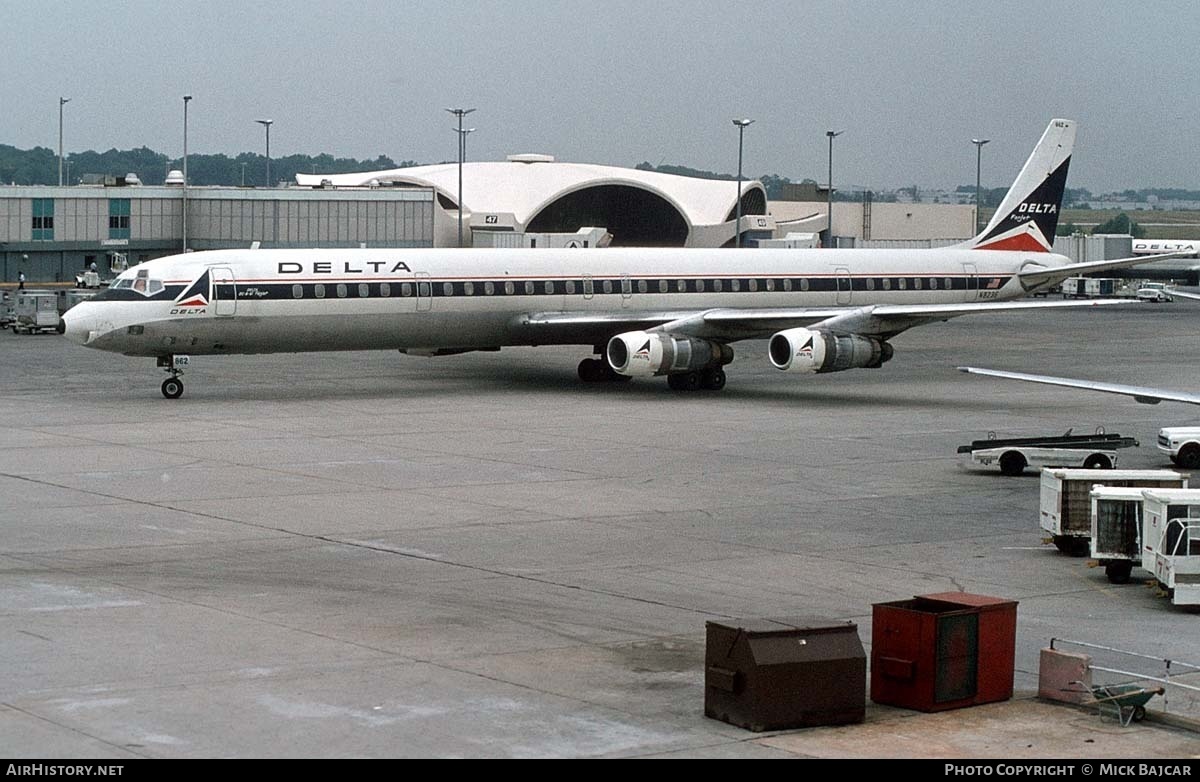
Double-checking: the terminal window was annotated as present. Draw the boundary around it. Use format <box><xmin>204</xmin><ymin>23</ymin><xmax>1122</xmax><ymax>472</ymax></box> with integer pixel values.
<box><xmin>108</xmin><ymin>199</ymin><xmax>131</xmax><ymax>239</ymax></box>
<box><xmin>31</xmin><ymin>198</ymin><xmax>54</xmax><ymax>240</ymax></box>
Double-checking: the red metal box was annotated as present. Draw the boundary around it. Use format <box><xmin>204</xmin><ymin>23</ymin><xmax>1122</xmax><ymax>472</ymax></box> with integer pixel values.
<box><xmin>870</xmin><ymin>592</ymin><xmax>1017</xmax><ymax>712</ymax></box>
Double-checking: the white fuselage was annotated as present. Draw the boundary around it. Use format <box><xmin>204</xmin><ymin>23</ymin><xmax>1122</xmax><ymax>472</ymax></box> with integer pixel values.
<box><xmin>63</xmin><ymin>246</ymin><xmax>1058</xmax><ymax>357</ymax></box>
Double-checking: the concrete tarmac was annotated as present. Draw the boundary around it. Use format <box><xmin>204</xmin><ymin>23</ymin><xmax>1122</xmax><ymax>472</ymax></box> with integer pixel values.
<box><xmin>1</xmin><ymin>302</ymin><xmax>1198</xmax><ymax>758</ymax></box>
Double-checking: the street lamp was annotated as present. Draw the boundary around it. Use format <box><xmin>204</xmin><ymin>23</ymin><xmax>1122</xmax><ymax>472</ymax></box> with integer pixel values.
<box><xmin>58</xmin><ymin>97</ymin><xmax>70</xmax><ymax>186</ymax></box>
<box><xmin>183</xmin><ymin>95</ymin><xmax>192</xmax><ymax>252</ymax></box>
<box><xmin>255</xmin><ymin>119</ymin><xmax>274</xmax><ymax>187</ymax></box>
<box><xmin>732</xmin><ymin>118</ymin><xmax>754</xmax><ymax>248</ymax></box>
<box><xmin>445</xmin><ymin>108</ymin><xmax>476</xmax><ymax>248</ymax></box>
<box><xmin>972</xmin><ymin>138</ymin><xmax>991</xmax><ymax>235</ymax></box>
<box><xmin>826</xmin><ymin>130</ymin><xmax>843</xmax><ymax>248</ymax></box>
<box><xmin>240</xmin><ymin>162</ymin><xmax>247</xmax><ymax>187</ymax></box>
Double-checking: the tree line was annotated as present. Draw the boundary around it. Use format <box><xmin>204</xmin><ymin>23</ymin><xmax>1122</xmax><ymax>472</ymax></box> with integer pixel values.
<box><xmin>0</xmin><ymin>143</ymin><xmax>416</xmax><ymax>187</ymax></box>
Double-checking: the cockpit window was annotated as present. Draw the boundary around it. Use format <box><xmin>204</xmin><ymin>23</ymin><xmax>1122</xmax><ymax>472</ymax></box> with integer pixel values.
<box><xmin>112</xmin><ymin>269</ymin><xmax>164</xmax><ymax>296</ymax></box>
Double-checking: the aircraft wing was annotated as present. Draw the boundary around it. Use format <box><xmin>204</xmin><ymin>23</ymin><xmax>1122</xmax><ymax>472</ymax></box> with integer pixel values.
<box><xmin>1017</xmin><ymin>251</ymin><xmax>1185</xmax><ymax>290</ymax></box>
<box><xmin>1167</xmin><ymin>287</ymin><xmax>1200</xmax><ymax>302</ymax></box>
<box><xmin>523</xmin><ymin>297</ymin><xmax>1135</xmax><ymax>344</ymax></box>
<box><xmin>958</xmin><ymin>366</ymin><xmax>1200</xmax><ymax>406</ymax></box>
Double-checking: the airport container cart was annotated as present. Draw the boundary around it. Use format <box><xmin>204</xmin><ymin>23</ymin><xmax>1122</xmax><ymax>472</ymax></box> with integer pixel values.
<box><xmin>0</xmin><ymin>290</ymin><xmax>13</xmax><ymax>329</ymax></box>
<box><xmin>1140</xmin><ymin>489</ymin><xmax>1200</xmax><ymax>606</ymax></box>
<box><xmin>61</xmin><ymin>289</ymin><xmax>97</xmax><ymax>313</ymax></box>
<box><xmin>1040</xmin><ymin>469</ymin><xmax>1186</xmax><ymax>556</ymax></box>
<box><xmin>1089</xmin><ymin>486</ymin><xmax>1148</xmax><ymax>583</ymax></box>
<box><xmin>958</xmin><ymin>428</ymin><xmax>1137</xmax><ymax>476</ymax></box>
<box><xmin>11</xmin><ymin>290</ymin><xmax>61</xmax><ymax>334</ymax></box>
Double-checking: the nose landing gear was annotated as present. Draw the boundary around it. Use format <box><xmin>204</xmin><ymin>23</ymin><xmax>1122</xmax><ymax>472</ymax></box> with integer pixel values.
<box><xmin>156</xmin><ymin>354</ymin><xmax>190</xmax><ymax>399</ymax></box>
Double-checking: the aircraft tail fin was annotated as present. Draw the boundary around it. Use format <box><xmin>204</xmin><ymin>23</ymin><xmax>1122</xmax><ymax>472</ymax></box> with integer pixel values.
<box><xmin>966</xmin><ymin>119</ymin><xmax>1075</xmax><ymax>253</ymax></box>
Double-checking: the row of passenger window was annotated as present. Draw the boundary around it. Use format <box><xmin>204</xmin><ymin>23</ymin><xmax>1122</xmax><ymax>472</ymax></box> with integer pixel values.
<box><xmin>287</xmin><ymin>276</ymin><xmax>988</xmax><ymax>299</ymax></box>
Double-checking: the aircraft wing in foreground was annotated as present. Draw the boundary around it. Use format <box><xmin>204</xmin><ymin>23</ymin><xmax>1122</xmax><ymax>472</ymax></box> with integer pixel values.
<box><xmin>957</xmin><ymin>366</ymin><xmax>1200</xmax><ymax>406</ymax></box>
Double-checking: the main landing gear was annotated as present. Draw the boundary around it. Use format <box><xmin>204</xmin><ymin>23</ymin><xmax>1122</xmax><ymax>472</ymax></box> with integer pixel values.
<box><xmin>577</xmin><ymin>358</ymin><xmax>632</xmax><ymax>383</ymax></box>
<box><xmin>667</xmin><ymin>367</ymin><xmax>726</xmax><ymax>391</ymax></box>
<box><xmin>577</xmin><ymin>357</ymin><xmax>727</xmax><ymax>391</ymax></box>
<box><xmin>157</xmin><ymin>354</ymin><xmax>188</xmax><ymax>399</ymax></box>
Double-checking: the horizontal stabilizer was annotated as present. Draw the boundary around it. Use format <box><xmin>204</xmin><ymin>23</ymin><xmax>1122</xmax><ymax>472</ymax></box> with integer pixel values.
<box><xmin>1017</xmin><ymin>252</ymin><xmax>1187</xmax><ymax>291</ymax></box>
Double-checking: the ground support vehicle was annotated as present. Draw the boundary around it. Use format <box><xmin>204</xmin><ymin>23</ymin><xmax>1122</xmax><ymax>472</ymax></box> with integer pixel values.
<box><xmin>1089</xmin><ymin>486</ymin><xmax>1147</xmax><ymax>583</ymax></box>
<box><xmin>959</xmin><ymin>429</ymin><xmax>1137</xmax><ymax>476</ymax></box>
<box><xmin>10</xmin><ymin>290</ymin><xmax>61</xmax><ymax>334</ymax></box>
<box><xmin>1157</xmin><ymin>427</ymin><xmax>1200</xmax><ymax>469</ymax></box>
<box><xmin>1141</xmin><ymin>489</ymin><xmax>1200</xmax><ymax>606</ymax></box>
<box><xmin>1040</xmin><ymin>469</ymin><xmax>1187</xmax><ymax>556</ymax></box>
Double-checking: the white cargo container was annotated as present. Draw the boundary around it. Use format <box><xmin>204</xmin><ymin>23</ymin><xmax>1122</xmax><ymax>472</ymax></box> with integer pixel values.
<box><xmin>1040</xmin><ymin>468</ymin><xmax>1186</xmax><ymax>555</ymax></box>
<box><xmin>1061</xmin><ymin>276</ymin><xmax>1122</xmax><ymax>298</ymax></box>
<box><xmin>1140</xmin><ymin>488</ymin><xmax>1200</xmax><ymax>606</ymax></box>
<box><xmin>1090</xmin><ymin>486</ymin><xmax>1149</xmax><ymax>583</ymax></box>
<box><xmin>757</xmin><ymin>232</ymin><xmax>820</xmax><ymax>249</ymax></box>
<box><xmin>0</xmin><ymin>290</ymin><xmax>13</xmax><ymax>328</ymax></box>
<box><xmin>61</xmin><ymin>289</ymin><xmax>97</xmax><ymax>313</ymax></box>
<box><xmin>474</xmin><ymin>226</ymin><xmax>611</xmax><ymax>249</ymax></box>
<box><xmin>11</xmin><ymin>289</ymin><xmax>61</xmax><ymax>334</ymax></box>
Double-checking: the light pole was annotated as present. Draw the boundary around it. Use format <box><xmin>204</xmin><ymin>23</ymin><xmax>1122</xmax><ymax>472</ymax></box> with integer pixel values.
<box><xmin>445</xmin><ymin>108</ymin><xmax>476</xmax><ymax>247</ymax></box>
<box><xmin>972</xmin><ymin>138</ymin><xmax>990</xmax><ymax>235</ymax></box>
<box><xmin>826</xmin><ymin>130</ymin><xmax>843</xmax><ymax>248</ymax></box>
<box><xmin>732</xmin><ymin>118</ymin><xmax>754</xmax><ymax>248</ymax></box>
<box><xmin>183</xmin><ymin>95</ymin><xmax>192</xmax><ymax>252</ymax></box>
<box><xmin>240</xmin><ymin>162</ymin><xmax>247</xmax><ymax>187</ymax></box>
<box><xmin>58</xmin><ymin>97</ymin><xmax>70</xmax><ymax>186</ymax></box>
<box><xmin>255</xmin><ymin>119</ymin><xmax>273</xmax><ymax>187</ymax></box>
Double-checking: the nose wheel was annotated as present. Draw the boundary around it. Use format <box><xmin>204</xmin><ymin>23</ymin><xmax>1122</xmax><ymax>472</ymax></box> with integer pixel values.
<box><xmin>157</xmin><ymin>354</ymin><xmax>189</xmax><ymax>399</ymax></box>
<box><xmin>161</xmin><ymin>376</ymin><xmax>184</xmax><ymax>399</ymax></box>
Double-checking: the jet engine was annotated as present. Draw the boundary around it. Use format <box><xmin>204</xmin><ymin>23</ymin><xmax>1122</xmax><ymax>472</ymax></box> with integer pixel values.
<box><xmin>768</xmin><ymin>327</ymin><xmax>893</xmax><ymax>373</ymax></box>
<box><xmin>606</xmin><ymin>331</ymin><xmax>733</xmax><ymax>377</ymax></box>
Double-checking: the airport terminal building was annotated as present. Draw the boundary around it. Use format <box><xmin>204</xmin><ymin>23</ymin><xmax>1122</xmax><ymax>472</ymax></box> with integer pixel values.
<box><xmin>295</xmin><ymin>155</ymin><xmax>776</xmax><ymax>250</ymax></box>
<box><xmin>0</xmin><ymin>182</ymin><xmax>438</xmax><ymax>284</ymax></box>
<box><xmin>1</xmin><ymin>156</ymin><xmax>778</xmax><ymax>284</ymax></box>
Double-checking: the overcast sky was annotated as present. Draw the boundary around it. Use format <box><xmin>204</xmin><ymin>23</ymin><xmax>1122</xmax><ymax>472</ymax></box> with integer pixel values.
<box><xmin>2</xmin><ymin>1</ymin><xmax>1196</xmax><ymax>192</ymax></box>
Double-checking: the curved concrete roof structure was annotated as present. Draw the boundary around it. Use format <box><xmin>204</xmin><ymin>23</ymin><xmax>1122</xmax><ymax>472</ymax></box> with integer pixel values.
<box><xmin>295</xmin><ymin>156</ymin><xmax>770</xmax><ymax>247</ymax></box>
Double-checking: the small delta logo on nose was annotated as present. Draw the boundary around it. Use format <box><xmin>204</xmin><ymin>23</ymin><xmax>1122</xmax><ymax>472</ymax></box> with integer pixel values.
<box><xmin>175</xmin><ymin>270</ymin><xmax>210</xmax><ymax>308</ymax></box>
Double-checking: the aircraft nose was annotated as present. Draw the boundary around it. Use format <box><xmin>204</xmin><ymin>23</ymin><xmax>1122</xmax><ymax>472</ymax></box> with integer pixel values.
<box><xmin>60</xmin><ymin>305</ymin><xmax>94</xmax><ymax>346</ymax></box>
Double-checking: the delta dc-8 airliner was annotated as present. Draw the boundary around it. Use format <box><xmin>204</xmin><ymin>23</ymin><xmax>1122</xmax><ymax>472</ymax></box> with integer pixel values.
<box><xmin>62</xmin><ymin>119</ymin><xmax>1169</xmax><ymax>398</ymax></box>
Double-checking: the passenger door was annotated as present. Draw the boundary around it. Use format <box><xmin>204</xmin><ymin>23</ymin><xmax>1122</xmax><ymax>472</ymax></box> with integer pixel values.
<box><xmin>836</xmin><ymin>267</ymin><xmax>852</xmax><ymax>305</ymax></box>
<box><xmin>415</xmin><ymin>271</ymin><xmax>432</xmax><ymax>312</ymax></box>
<box><xmin>211</xmin><ymin>266</ymin><xmax>236</xmax><ymax>317</ymax></box>
<box><xmin>962</xmin><ymin>263</ymin><xmax>979</xmax><ymax>302</ymax></box>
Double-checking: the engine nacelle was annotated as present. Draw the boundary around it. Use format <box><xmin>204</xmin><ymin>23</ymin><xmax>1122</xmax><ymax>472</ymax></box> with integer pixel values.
<box><xmin>768</xmin><ymin>327</ymin><xmax>893</xmax><ymax>373</ymax></box>
<box><xmin>606</xmin><ymin>331</ymin><xmax>733</xmax><ymax>377</ymax></box>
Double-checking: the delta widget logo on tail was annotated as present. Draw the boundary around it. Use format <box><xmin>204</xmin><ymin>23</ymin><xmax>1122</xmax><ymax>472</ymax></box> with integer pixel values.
<box><xmin>972</xmin><ymin>150</ymin><xmax>1071</xmax><ymax>253</ymax></box>
<box><xmin>173</xmin><ymin>269</ymin><xmax>210</xmax><ymax>310</ymax></box>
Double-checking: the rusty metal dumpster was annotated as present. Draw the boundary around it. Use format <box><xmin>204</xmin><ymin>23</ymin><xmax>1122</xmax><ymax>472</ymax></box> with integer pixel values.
<box><xmin>871</xmin><ymin>592</ymin><xmax>1018</xmax><ymax>712</ymax></box>
<box><xmin>705</xmin><ymin>617</ymin><xmax>866</xmax><ymax>731</ymax></box>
